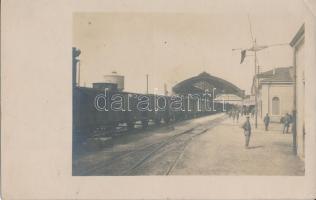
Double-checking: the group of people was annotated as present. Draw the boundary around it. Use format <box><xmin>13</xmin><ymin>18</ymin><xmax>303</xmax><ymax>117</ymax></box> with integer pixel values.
<box><xmin>227</xmin><ymin>106</ymin><xmax>255</xmax><ymax>124</ymax></box>
<box><xmin>228</xmin><ymin>109</ymin><xmax>240</xmax><ymax>123</ymax></box>
<box><xmin>263</xmin><ymin>113</ymin><xmax>293</xmax><ymax>134</ymax></box>
<box><xmin>227</xmin><ymin>108</ymin><xmax>294</xmax><ymax>149</ymax></box>
<box><xmin>281</xmin><ymin>113</ymin><xmax>293</xmax><ymax>134</ymax></box>
<box><xmin>227</xmin><ymin>106</ymin><xmax>255</xmax><ymax>121</ymax></box>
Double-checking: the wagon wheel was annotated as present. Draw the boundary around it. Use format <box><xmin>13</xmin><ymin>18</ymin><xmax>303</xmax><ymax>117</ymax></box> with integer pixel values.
<box><xmin>127</xmin><ymin>121</ymin><xmax>135</xmax><ymax>130</ymax></box>
<box><xmin>164</xmin><ymin>116</ymin><xmax>170</xmax><ymax>124</ymax></box>
<box><xmin>107</xmin><ymin>122</ymin><xmax>119</xmax><ymax>132</ymax></box>
<box><xmin>141</xmin><ymin>120</ymin><xmax>149</xmax><ymax>129</ymax></box>
<box><xmin>154</xmin><ymin>117</ymin><xmax>162</xmax><ymax>125</ymax></box>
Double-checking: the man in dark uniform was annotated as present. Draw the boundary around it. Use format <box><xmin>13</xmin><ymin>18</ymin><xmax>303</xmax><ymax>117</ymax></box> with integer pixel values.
<box><xmin>264</xmin><ymin>113</ymin><xmax>270</xmax><ymax>131</ymax></box>
<box><xmin>232</xmin><ymin>110</ymin><xmax>236</xmax><ymax>122</ymax></box>
<box><xmin>283</xmin><ymin>113</ymin><xmax>291</xmax><ymax>134</ymax></box>
<box><xmin>242</xmin><ymin>116</ymin><xmax>252</xmax><ymax>148</ymax></box>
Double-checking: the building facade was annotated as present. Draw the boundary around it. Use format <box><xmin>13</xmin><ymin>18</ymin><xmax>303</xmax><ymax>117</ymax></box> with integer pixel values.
<box><xmin>252</xmin><ymin>67</ymin><xmax>294</xmax><ymax>122</ymax></box>
<box><xmin>290</xmin><ymin>24</ymin><xmax>305</xmax><ymax>159</ymax></box>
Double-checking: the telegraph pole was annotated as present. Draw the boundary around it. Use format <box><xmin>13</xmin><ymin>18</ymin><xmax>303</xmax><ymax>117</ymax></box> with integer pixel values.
<box><xmin>164</xmin><ymin>83</ymin><xmax>168</xmax><ymax>96</ymax></box>
<box><xmin>232</xmin><ymin>15</ymin><xmax>289</xmax><ymax>128</ymax></box>
<box><xmin>146</xmin><ymin>74</ymin><xmax>149</xmax><ymax>94</ymax></box>
<box><xmin>254</xmin><ymin>40</ymin><xmax>258</xmax><ymax>128</ymax></box>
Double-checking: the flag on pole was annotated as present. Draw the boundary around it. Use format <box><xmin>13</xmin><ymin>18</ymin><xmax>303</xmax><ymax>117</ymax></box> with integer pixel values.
<box><xmin>240</xmin><ymin>44</ymin><xmax>269</xmax><ymax>64</ymax></box>
<box><xmin>240</xmin><ymin>50</ymin><xmax>246</xmax><ymax>64</ymax></box>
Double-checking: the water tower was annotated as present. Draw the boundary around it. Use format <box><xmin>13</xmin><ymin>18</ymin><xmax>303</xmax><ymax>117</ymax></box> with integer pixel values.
<box><xmin>103</xmin><ymin>71</ymin><xmax>124</xmax><ymax>91</ymax></box>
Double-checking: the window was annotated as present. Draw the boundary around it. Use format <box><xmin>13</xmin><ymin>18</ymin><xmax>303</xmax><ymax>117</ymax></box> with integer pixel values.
<box><xmin>272</xmin><ymin>97</ymin><xmax>280</xmax><ymax>115</ymax></box>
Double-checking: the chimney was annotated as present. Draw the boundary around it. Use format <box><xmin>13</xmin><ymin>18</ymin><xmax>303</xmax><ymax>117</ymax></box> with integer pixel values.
<box><xmin>273</xmin><ymin>68</ymin><xmax>276</xmax><ymax>75</ymax></box>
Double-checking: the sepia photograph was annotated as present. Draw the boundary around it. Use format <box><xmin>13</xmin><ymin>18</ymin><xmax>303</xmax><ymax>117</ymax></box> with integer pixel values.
<box><xmin>72</xmin><ymin>9</ymin><xmax>306</xmax><ymax>176</ymax></box>
<box><xmin>3</xmin><ymin>0</ymin><xmax>316</xmax><ymax>199</ymax></box>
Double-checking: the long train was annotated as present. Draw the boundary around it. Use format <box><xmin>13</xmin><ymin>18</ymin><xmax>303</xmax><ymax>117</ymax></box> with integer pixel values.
<box><xmin>73</xmin><ymin>86</ymin><xmax>228</xmax><ymax>139</ymax></box>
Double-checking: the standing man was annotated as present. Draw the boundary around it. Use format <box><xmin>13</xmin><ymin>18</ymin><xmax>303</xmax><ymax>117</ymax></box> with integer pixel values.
<box><xmin>232</xmin><ymin>110</ymin><xmax>236</xmax><ymax>123</ymax></box>
<box><xmin>251</xmin><ymin>108</ymin><xmax>255</xmax><ymax>118</ymax></box>
<box><xmin>283</xmin><ymin>113</ymin><xmax>290</xmax><ymax>134</ymax></box>
<box><xmin>236</xmin><ymin>110</ymin><xmax>240</xmax><ymax>123</ymax></box>
<box><xmin>242</xmin><ymin>116</ymin><xmax>252</xmax><ymax>148</ymax></box>
<box><xmin>264</xmin><ymin>113</ymin><xmax>270</xmax><ymax>131</ymax></box>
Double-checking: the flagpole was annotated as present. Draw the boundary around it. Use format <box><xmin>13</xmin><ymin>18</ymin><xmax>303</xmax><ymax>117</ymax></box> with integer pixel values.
<box><xmin>232</xmin><ymin>15</ymin><xmax>289</xmax><ymax>129</ymax></box>
<box><xmin>254</xmin><ymin>40</ymin><xmax>258</xmax><ymax>129</ymax></box>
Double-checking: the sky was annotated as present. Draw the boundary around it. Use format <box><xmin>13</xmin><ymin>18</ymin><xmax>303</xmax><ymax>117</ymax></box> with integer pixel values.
<box><xmin>73</xmin><ymin>0</ymin><xmax>305</xmax><ymax>95</ymax></box>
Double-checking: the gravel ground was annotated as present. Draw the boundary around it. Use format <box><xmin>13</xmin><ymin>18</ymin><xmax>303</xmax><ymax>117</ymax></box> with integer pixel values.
<box><xmin>171</xmin><ymin>116</ymin><xmax>305</xmax><ymax>176</ymax></box>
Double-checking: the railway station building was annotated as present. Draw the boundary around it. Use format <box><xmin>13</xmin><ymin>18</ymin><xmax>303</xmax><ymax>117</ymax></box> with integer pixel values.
<box><xmin>252</xmin><ymin>67</ymin><xmax>295</xmax><ymax>122</ymax></box>
<box><xmin>214</xmin><ymin>94</ymin><xmax>243</xmax><ymax>106</ymax></box>
<box><xmin>172</xmin><ymin>72</ymin><xmax>245</xmax><ymax>97</ymax></box>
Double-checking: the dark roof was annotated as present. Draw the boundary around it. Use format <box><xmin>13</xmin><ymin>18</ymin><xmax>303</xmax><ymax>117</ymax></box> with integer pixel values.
<box><xmin>257</xmin><ymin>67</ymin><xmax>294</xmax><ymax>83</ymax></box>
<box><xmin>290</xmin><ymin>24</ymin><xmax>304</xmax><ymax>47</ymax></box>
<box><xmin>172</xmin><ymin>71</ymin><xmax>245</xmax><ymax>97</ymax></box>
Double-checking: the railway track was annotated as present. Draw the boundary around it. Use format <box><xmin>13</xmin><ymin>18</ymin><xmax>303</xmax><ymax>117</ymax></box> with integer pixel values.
<box><xmin>75</xmin><ymin>115</ymin><xmax>226</xmax><ymax>176</ymax></box>
<box><xmin>77</xmin><ymin>128</ymin><xmax>194</xmax><ymax>175</ymax></box>
<box><xmin>124</xmin><ymin>116</ymin><xmax>225</xmax><ymax>176</ymax></box>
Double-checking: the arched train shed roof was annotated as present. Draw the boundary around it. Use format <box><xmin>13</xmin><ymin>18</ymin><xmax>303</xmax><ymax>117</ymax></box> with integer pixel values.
<box><xmin>172</xmin><ymin>72</ymin><xmax>245</xmax><ymax>97</ymax></box>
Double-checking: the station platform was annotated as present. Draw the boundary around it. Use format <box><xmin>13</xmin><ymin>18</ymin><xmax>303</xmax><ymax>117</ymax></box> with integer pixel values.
<box><xmin>171</xmin><ymin>115</ymin><xmax>305</xmax><ymax>175</ymax></box>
